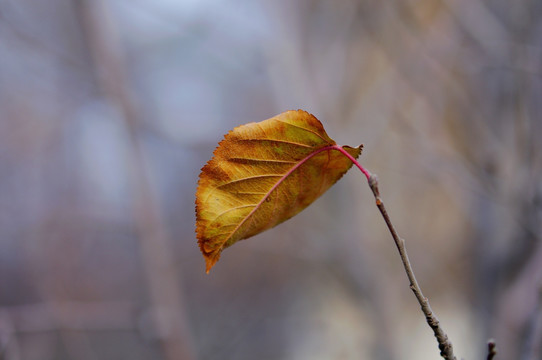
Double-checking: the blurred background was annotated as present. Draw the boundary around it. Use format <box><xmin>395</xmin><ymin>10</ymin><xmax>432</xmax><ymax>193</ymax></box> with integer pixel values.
<box><xmin>0</xmin><ymin>0</ymin><xmax>541</xmax><ymax>359</ymax></box>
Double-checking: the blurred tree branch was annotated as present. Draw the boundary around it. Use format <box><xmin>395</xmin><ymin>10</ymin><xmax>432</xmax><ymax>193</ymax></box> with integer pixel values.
<box><xmin>2</xmin><ymin>302</ymin><xmax>136</xmax><ymax>333</ymax></box>
<box><xmin>74</xmin><ymin>1</ymin><xmax>196</xmax><ymax>359</ymax></box>
<box><xmin>520</xmin><ymin>285</ymin><xmax>542</xmax><ymax>360</ymax></box>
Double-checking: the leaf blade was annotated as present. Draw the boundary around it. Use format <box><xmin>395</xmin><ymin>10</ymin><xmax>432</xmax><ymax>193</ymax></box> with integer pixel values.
<box><xmin>195</xmin><ymin>110</ymin><xmax>362</xmax><ymax>273</ymax></box>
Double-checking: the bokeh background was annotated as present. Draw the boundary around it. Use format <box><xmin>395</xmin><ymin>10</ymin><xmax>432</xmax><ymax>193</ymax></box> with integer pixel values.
<box><xmin>1</xmin><ymin>0</ymin><xmax>541</xmax><ymax>359</ymax></box>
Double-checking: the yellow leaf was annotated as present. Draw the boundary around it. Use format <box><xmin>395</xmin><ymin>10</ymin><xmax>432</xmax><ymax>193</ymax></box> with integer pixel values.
<box><xmin>195</xmin><ymin>110</ymin><xmax>362</xmax><ymax>273</ymax></box>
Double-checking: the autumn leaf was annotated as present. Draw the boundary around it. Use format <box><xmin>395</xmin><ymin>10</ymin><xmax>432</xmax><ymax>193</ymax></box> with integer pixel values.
<box><xmin>195</xmin><ymin>110</ymin><xmax>362</xmax><ymax>273</ymax></box>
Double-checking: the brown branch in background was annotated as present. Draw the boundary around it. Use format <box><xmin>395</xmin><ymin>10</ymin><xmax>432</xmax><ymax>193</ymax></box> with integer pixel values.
<box><xmin>75</xmin><ymin>1</ymin><xmax>196</xmax><ymax>359</ymax></box>
<box><xmin>0</xmin><ymin>310</ymin><xmax>22</xmax><ymax>360</ymax></box>
<box><xmin>487</xmin><ymin>339</ymin><xmax>497</xmax><ymax>360</ymax></box>
<box><xmin>2</xmin><ymin>302</ymin><xmax>136</xmax><ymax>333</ymax></box>
<box><xmin>368</xmin><ymin>174</ymin><xmax>457</xmax><ymax>360</ymax></box>
<box><xmin>520</xmin><ymin>285</ymin><xmax>542</xmax><ymax>360</ymax></box>
<box><xmin>1</xmin><ymin>302</ymin><xmax>136</xmax><ymax>360</ymax></box>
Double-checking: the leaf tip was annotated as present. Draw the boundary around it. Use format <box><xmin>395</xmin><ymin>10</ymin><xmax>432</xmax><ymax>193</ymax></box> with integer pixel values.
<box><xmin>204</xmin><ymin>253</ymin><xmax>219</xmax><ymax>274</ymax></box>
<box><xmin>342</xmin><ymin>144</ymin><xmax>363</xmax><ymax>159</ymax></box>
<box><xmin>197</xmin><ymin>235</ymin><xmax>221</xmax><ymax>274</ymax></box>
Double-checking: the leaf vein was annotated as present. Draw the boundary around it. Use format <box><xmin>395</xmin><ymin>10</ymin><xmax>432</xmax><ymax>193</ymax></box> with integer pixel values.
<box><xmin>213</xmin><ymin>145</ymin><xmax>335</xmax><ymax>249</ymax></box>
<box><xmin>229</xmin><ymin>158</ymin><xmax>296</xmax><ymax>164</ymax></box>
<box><xmin>233</xmin><ymin>191</ymin><xmax>268</xmax><ymax>195</ymax></box>
<box><xmin>216</xmin><ymin>174</ymin><xmax>283</xmax><ymax>189</ymax></box>
<box><xmin>274</xmin><ymin>119</ymin><xmax>329</xmax><ymax>142</ymax></box>
<box><xmin>209</xmin><ymin>204</ymin><xmax>258</xmax><ymax>225</ymax></box>
<box><xmin>239</xmin><ymin>138</ymin><xmax>313</xmax><ymax>148</ymax></box>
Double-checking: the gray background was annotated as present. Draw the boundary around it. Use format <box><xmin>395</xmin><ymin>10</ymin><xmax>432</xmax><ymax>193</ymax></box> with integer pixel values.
<box><xmin>0</xmin><ymin>0</ymin><xmax>541</xmax><ymax>359</ymax></box>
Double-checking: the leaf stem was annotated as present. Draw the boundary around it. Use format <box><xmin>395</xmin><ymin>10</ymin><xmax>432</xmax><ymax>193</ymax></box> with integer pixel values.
<box><xmin>332</xmin><ymin>145</ymin><xmax>457</xmax><ymax>360</ymax></box>
<box><xmin>331</xmin><ymin>145</ymin><xmax>372</xmax><ymax>180</ymax></box>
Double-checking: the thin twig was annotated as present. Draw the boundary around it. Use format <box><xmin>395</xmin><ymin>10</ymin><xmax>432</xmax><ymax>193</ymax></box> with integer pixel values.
<box><xmin>332</xmin><ymin>146</ymin><xmax>457</xmax><ymax>359</ymax></box>
<box><xmin>368</xmin><ymin>175</ymin><xmax>456</xmax><ymax>360</ymax></box>
<box><xmin>487</xmin><ymin>339</ymin><xmax>497</xmax><ymax>360</ymax></box>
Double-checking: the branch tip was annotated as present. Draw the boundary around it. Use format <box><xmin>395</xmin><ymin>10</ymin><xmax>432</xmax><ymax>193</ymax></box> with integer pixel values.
<box><xmin>487</xmin><ymin>339</ymin><xmax>497</xmax><ymax>360</ymax></box>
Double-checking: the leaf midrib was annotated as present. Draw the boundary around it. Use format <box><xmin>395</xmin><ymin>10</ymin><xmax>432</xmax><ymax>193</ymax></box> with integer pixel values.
<box><xmin>216</xmin><ymin>144</ymin><xmax>337</xmax><ymax>249</ymax></box>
